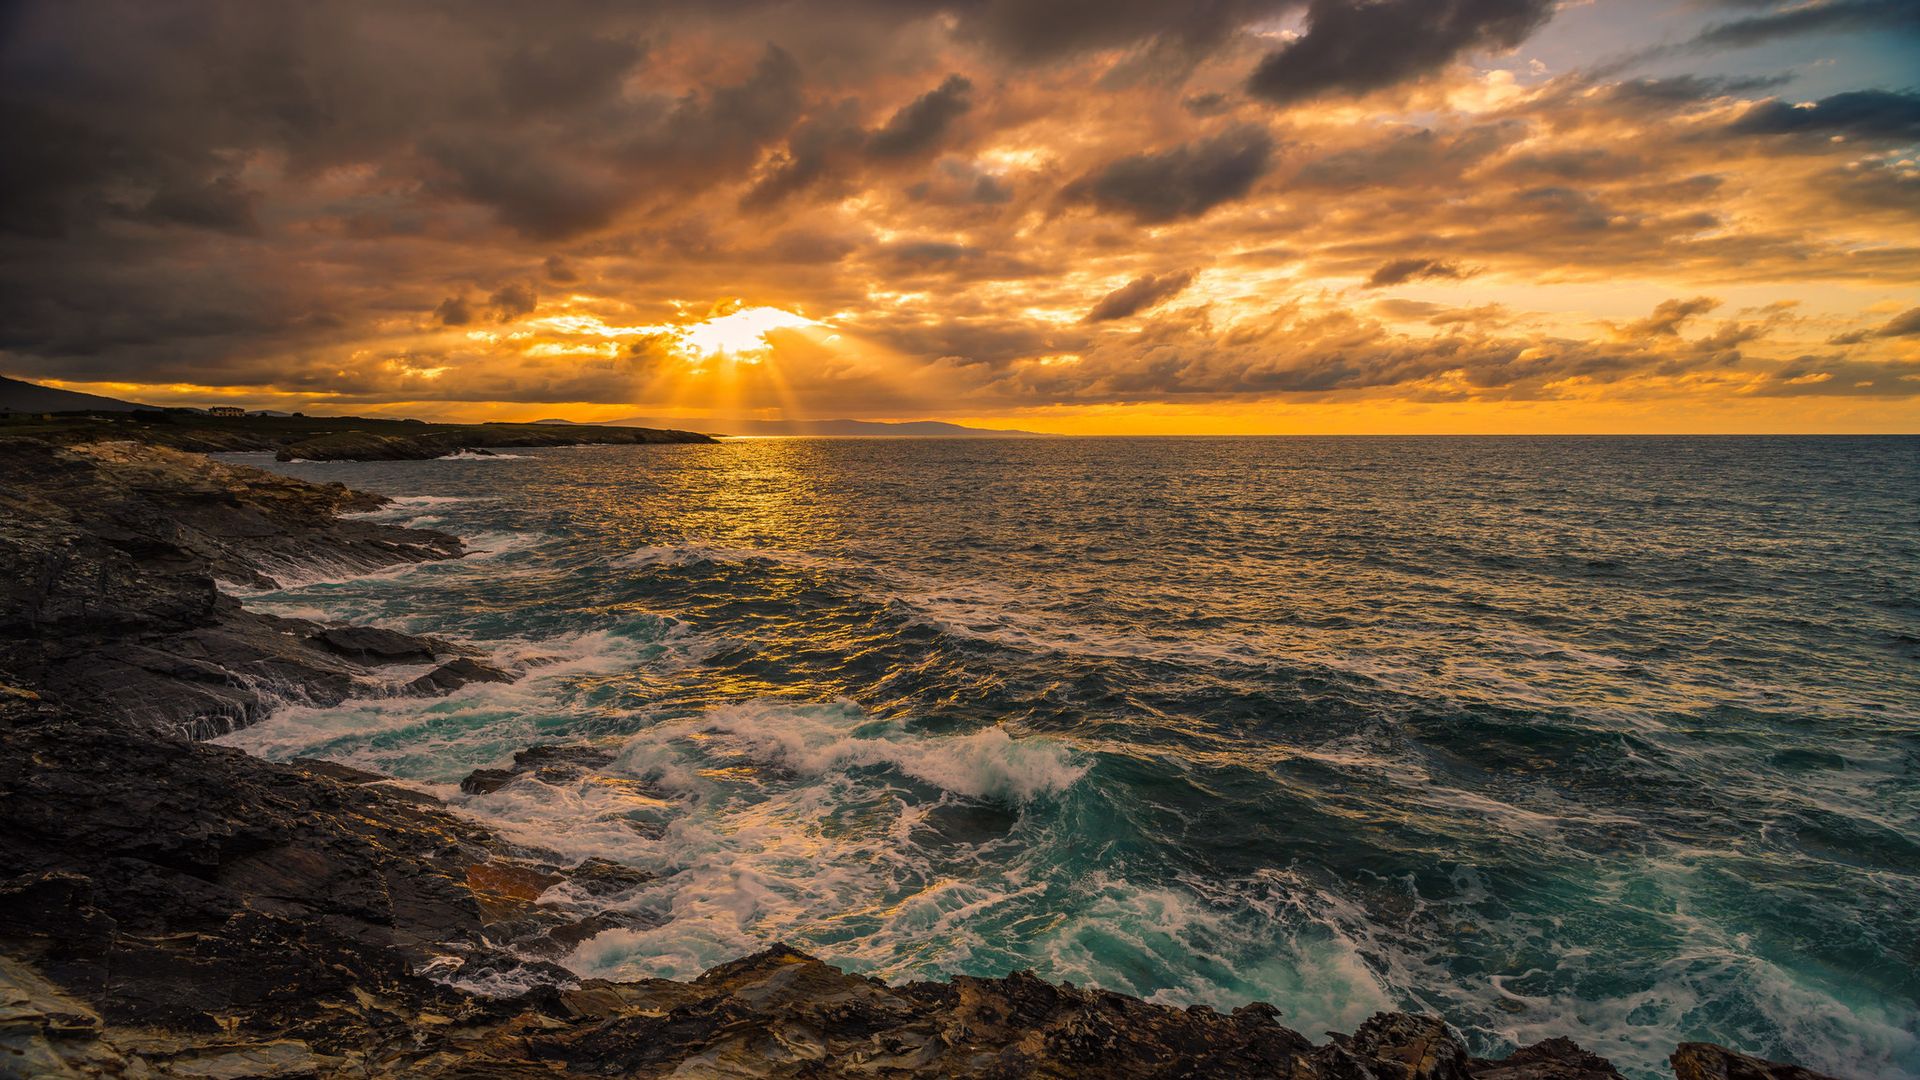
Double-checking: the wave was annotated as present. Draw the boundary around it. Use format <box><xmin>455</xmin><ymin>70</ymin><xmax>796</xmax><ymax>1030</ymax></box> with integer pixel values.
<box><xmin>614</xmin><ymin>699</ymin><xmax>1085</xmax><ymax>806</ymax></box>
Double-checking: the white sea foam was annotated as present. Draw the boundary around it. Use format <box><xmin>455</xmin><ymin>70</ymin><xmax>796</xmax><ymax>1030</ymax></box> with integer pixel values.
<box><xmin>212</xmin><ymin>624</ymin><xmax>701</xmax><ymax>776</ymax></box>
<box><xmin>661</xmin><ymin>700</ymin><xmax>1088</xmax><ymax>805</ymax></box>
<box><xmin>611</xmin><ymin>541</ymin><xmax>847</xmax><ymax>572</ymax></box>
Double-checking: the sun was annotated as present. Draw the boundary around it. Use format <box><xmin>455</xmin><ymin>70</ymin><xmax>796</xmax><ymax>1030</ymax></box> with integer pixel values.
<box><xmin>679</xmin><ymin>305</ymin><xmax>819</xmax><ymax>361</ymax></box>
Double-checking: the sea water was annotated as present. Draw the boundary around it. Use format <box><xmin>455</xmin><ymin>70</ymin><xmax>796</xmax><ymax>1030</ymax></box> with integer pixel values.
<box><xmin>214</xmin><ymin>436</ymin><xmax>1920</xmax><ymax>1079</ymax></box>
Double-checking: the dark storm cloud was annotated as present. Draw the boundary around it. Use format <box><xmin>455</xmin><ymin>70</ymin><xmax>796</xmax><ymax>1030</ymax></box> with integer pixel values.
<box><xmin>488</xmin><ymin>283</ymin><xmax>538</xmax><ymax>321</ymax></box>
<box><xmin>742</xmin><ymin>73</ymin><xmax>975</xmax><ymax>208</ymax></box>
<box><xmin>1727</xmin><ymin>91</ymin><xmax>1920</xmax><ymax>141</ymax></box>
<box><xmin>868</xmin><ymin>75</ymin><xmax>975</xmax><ymax>158</ymax></box>
<box><xmin>141</xmin><ymin>176</ymin><xmax>262</xmax><ymax>235</ymax></box>
<box><xmin>1084</xmin><ymin>270</ymin><xmax>1196</xmax><ymax>321</ymax></box>
<box><xmin>905</xmin><ymin>159</ymin><xmax>1014</xmax><ymax>205</ymax></box>
<box><xmin>435</xmin><ymin>297</ymin><xmax>475</xmax><ymax>327</ymax></box>
<box><xmin>1290</xmin><ymin>124</ymin><xmax>1519</xmax><ymax>190</ymax></box>
<box><xmin>1064</xmin><ymin>126</ymin><xmax>1274</xmax><ymax>222</ymax></box>
<box><xmin>426</xmin><ymin>137</ymin><xmax>631</xmax><ymax>240</ymax></box>
<box><xmin>1365</xmin><ymin>258</ymin><xmax>1468</xmax><ymax>287</ymax></box>
<box><xmin>1692</xmin><ymin>0</ymin><xmax>1920</xmax><ymax>49</ymax></box>
<box><xmin>1601</xmin><ymin>74</ymin><xmax>1790</xmax><ymax>106</ymax></box>
<box><xmin>740</xmin><ymin>110</ymin><xmax>870</xmax><ymax>208</ymax></box>
<box><xmin>940</xmin><ymin>0</ymin><xmax>1295</xmax><ymax>62</ymax></box>
<box><xmin>1247</xmin><ymin>0</ymin><xmax>1554</xmax><ymax>105</ymax></box>
<box><xmin>499</xmin><ymin>34</ymin><xmax>646</xmax><ymax>116</ymax></box>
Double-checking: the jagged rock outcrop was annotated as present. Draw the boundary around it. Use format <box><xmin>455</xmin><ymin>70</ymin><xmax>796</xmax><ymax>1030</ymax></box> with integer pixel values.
<box><xmin>1670</xmin><ymin>1042</ymin><xmax>1843</xmax><ymax>1080</ymax></box>
<box><xmin>461</xmin><ymin>742</ymin><xmax>621</xmax><ymax>794</ymax></box>
<box><xmin>0</xmin><ymin>438</ymin><xmax>488</xmax><ymax>736</ymax></box>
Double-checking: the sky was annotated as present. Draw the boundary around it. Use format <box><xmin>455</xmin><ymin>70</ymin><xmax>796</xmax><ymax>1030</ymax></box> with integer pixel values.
<box><xmin>1</xmin><ymin>0</ymin><xmax>1916</xmax><ymax>433</ymax></box>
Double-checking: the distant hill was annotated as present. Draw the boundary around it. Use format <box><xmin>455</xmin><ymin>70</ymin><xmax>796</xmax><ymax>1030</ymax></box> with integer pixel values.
<box><xmin>0</xmin><ymin>375</ymin><xmax>157</xmax><ymax>414</ymax></box>
<box><xmin>604</xmin><ymin>416</ymin><xmax>1049</xmax><ymax>437</ymax></box>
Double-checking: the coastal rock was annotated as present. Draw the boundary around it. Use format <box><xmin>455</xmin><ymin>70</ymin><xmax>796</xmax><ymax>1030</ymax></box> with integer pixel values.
<box><xmin>309</xmin><ymin>624</ymin><xmax>441</xmax><ymax>664</ymax></box>
<box><xmin>406</xmin><ymin>656</ymin><xmax>516</xmax><ymax>696</ymax></box>
<box><xmin>0</xmin><ymin>701</ymin><xmax>1854</xmax><ymax>1079</ymax></box>
<box><xmin>0</xmin><ymin>438</ymin><xmax>463</xmax><ymax>736</ymax></box>
<box><xmin>276</xmin><ymin>430</ymin><xmax>468</xmax><ymax>461</ymax></box>
<box><xmin>273</xmin><ymin>422</ymin><xmax>713</xmax><ymax>462</ymax></box>
<box><xmin>1670</xmin><ymin>1042</ymin><xmax>1844</xmax><ymax>1080</ymax></box>
<box><xmin>1474</xmin><ymin>1036</ymin><xmax>1626</xmax><ymax>1079</ymax></box>
<box><xmin>1333</xmin><ymin>1011</ymin><xmax>1472</xmax><ymax>1079</ymax></box>
<box><xmin>459</xmin><ymin>743</ymin><xmax>619</xmax><ymax>793</ymax></box>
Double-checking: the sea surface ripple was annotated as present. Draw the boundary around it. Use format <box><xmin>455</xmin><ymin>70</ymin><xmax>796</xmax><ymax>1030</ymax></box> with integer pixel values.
<box><xmin>216</xmin><ymin>436</ymin><xmax>1920</xmax><ymax>1079</ymax></box>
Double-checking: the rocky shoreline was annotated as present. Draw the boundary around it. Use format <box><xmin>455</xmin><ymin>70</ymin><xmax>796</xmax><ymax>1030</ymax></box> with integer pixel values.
<box><xmin>0</xmin><ymin>411</ymin><xmax>715</xmax><ymax>463</ymax></box>
<box><xmin>0</xmin><ymin>439</ymin><xmax>1847</xmax><ymax>1078</ymax></box>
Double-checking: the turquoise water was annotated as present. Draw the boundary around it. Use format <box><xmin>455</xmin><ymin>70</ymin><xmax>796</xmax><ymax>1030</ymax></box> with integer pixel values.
<box><xmin>216</xmin><ymin>437</ymin><xmax>1919</xmax><ymax>1078</ymax></box>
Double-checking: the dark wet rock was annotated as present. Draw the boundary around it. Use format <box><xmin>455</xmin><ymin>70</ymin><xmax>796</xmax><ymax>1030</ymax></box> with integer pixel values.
<box><xmin>1337</xmin><ymin>1011</ymin><xmax>1472</xmax><ymax>1079</ymax></box>
<box><xmin>290</xmin><ymin>756</ymin><xmax>390</xmax><ymax>785</ymax></box>
<box><xmin>0</xmin><ymin>706</ymin><xmax>514</xmax><ymax>1034</ymax></box>
<box><xmin>1671</xmin><ymin>1042</ymin><xmax>1844</xmax><ymax>1080</ymax></box>
<box><xmin>461</xmin><ymin>768</ymin><xmax>518</xmax><ymax>795</ymax></box>
<box><xmin>0</xmin><ymin>438</ymin><xmax>462</xmax><ymax>736</ymax></box>
<box><xmin>310</xmin><ymin>624</ymin><xmax>441</xmax><ymax>664</ymax></box>
<box><xmin>1475</xmin><ymin>1036</ymin><xmax>1626</xmax><ymax>1079</ymax></box>
<box><xmin>407</xmin><ymin>656</ymin><xmax>516</xmax><ymax>696</ymax></box>
<box><xmin>564</xmin><ymin>856</ymin><xmax>655</xmax><ymax>898</ymax></box>
<box><xmin>459</xmin><ymin>743</ymin><xmax>617</xmax><ymax>794</ymax></box>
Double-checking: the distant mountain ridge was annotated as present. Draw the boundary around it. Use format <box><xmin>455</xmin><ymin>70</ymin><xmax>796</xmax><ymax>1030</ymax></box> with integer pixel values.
<box><xmin>603</xmin><ymin>416</ymin><xmax>1049</xmax><ymax>437</ymax></box>
<box><xmin>0</xmin><ymin>375</ymin><xmax>157</xmax><ymax>413</ymax></box>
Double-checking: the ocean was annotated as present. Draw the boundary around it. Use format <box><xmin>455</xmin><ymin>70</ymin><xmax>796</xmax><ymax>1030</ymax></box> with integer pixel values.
<box><xmin>214</xmin><ymin>436</ymin><xmax>1920</xmax><ymax>1079</ymax></box>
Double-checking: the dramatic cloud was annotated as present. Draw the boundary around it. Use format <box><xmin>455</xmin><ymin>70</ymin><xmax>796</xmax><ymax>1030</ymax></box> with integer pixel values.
<box><xmin>1727</xmin><ymin>90</ymin><xmax>1920</xmax><ymax>140</ymax></box>
<box><xmin>1832</xmin><ymin>307</ymin><xmax>1920</xmax><ymax>343</ymax></box>
<box><xmin>1692</xmin><ymin>0</ymin><xmax>1920</xmax><ymax>49</ymax></box>
<box><xmin>868</xmin><ymin>75</ymin><xmax>975</xmax><ymax>159</ymax></box>
<box><xmin>1366</xmin><ymin>258</ymin><xmax>1470</xmax><ymax>288</ymax></box>
<box><xmin>1064</xmin><ymin>126</ymin><xmax>1275</xmax><ymax>222</ymax></box>
<box><xmin>1247</xmin><ymin>0</ymin><xmax>1555</xmax><ymax>104</ymax></box>
<box><xmin>1085</xmin><ymin>270</ymin><xmax>1197</xmax><ymax>321</ymax></box>
<box><xmin>0</xmin><ymin>0</ymin><xmax>1914</xmax><ymax>431</ymax></box>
